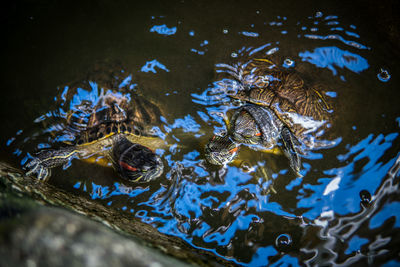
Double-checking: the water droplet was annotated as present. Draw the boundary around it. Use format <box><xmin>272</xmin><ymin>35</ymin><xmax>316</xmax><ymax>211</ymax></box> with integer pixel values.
<box><xmin>315</xmin><ymin>11</ymin><xmax>323</xmax><ymax>18</ymax></box>
<box><xmin>223</xmin><ymin>29</ymin><xmax>229</xmax><ymax>34</ymax></box>
<box><xmin>275</xmin><ymin>233</ymin><xmax>292</xmax><ymax>251</ymax></box>
<box><xmin>360</xmin><ymin>190</ymin><xmax>372</xmax><ymax>207</ymax></box>
<box><xmin>377</xmin><ymin>68</ymin><xmax>390</xmax><ymax>82</ymax></box>
<box><xmin>231</xmin><ymin>52</ymin><xmax>238</xmax><ymax>58</ymax></box>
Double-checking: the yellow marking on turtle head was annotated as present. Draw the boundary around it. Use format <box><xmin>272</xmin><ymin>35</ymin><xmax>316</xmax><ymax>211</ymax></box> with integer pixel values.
<box><xmin>133</xmin><ymin>175</ymin><xmax>143</xmax><ymax>182</ymax></box>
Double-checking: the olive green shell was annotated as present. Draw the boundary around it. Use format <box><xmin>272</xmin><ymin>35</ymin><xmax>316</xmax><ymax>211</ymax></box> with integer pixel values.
<box><xmin>229</xmin><ymin>58</ymin><xmax>333</xmax><ymax>146</ymax></box>
<box><xmin>66</xmin><ymin>93</ymin><xmax>162</xmax><ymax>146</ymax></box>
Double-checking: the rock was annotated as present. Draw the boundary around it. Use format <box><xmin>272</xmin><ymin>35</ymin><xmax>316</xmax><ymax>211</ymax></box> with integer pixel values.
<box><xmin>0</xmin><ymin>202</ymin><xmax>189</xmax><ymax>267</ymax></box>
<box><xmin>0</xmin><ymin>162</ymin><xmax>233</xmax><ymax>266</ymax></box>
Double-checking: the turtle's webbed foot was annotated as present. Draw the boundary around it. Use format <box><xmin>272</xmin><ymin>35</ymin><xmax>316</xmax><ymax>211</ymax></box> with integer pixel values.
<box><xmin>23</xmin><ymin>147</ymin><xmax>77</xmax><ymax>181</ymax></box>
<box><xmin>281</xmin><ymin>127</ymin><xmax>302</xmax><ymax>177</ymax></box>
<box><xmin>24</xmin><ymin>157</ymin><xmax>51</xmax><ymax>181</ymax></box>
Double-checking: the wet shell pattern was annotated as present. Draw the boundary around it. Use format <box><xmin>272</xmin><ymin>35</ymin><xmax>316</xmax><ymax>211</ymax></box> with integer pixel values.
<box><xmin>221</xmin><ymin>57</ymin><xmax>333</xmax><ymax>148</ymax></box>
<box><xmin>65</xmin><ymin>93</ymin><xmax>162</xmax><ymax>147</ymax></box>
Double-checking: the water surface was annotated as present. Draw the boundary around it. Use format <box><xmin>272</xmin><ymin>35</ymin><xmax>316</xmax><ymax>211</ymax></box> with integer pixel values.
<box><xmin>1</xmin><ymin>0</ymin><xmax>400</xmax><ymax>266</ymax></box>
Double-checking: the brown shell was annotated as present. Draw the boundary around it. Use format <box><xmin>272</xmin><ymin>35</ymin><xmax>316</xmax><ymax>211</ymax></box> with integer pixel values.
<box><xmin>66</xmin><ymin>93</ymin><xmax>162</xmax><ymax>146</ymax></box>
<box><xmin>230</xmin><ymin>58</ymin><xmax>333</xmax><ymax>145</ymax></box>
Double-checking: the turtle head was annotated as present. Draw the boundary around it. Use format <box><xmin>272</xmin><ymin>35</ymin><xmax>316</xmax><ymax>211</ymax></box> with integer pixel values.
<box><xmin>231</xmin><ymin>110</ymin><xmax>263</xmax><ymax>145</ymax></box>
<box><xmin>205</xmin><ymin>134</ymin><xmax>239</xmax><ymax>166</ymax></box>
<box><xmin>113</xmin><ymin>140</ymin><xmax>163</xmax><ymax>182</ymax></box>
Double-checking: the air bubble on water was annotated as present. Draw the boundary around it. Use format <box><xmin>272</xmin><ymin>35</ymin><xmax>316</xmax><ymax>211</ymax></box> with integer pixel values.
<box><xmin>231</xmin><ymin>52</ymin><xmax>238</xmax><ymax>58</ymax></box>
<box><xmin>275</xmin><ymin>233</ymin><xmax>292</xmax><ymax>251</ymax></box>
<box><xmin>223</xmin><ymin>29</ymin><xmax>229</xmax><ymax>34</ymax></box>
<box><xmin>315</xmin><ymin>11</ymin><xmax>323</xmax><ymax>18</ymax></box>
<box><xmin>283</xmin><ymin>58</ymin><xmax>295</xmax><ymax>68</ymax></box>
<box><xmin>360</xmin><ymin>189</ymin><xmax>372</xmax><ymax>208</ymax></box>
<box><xmin>377</xmin><ymin>68</ymin><xmax>390</xmax><ymax>82</ymax></box>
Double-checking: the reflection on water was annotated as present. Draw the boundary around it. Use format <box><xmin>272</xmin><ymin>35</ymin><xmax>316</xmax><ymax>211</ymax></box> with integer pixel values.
<box><xmin>299</xmin><ymin>46</ymin><xmax>369</xmax><ymax>75</ymax></box>
<box><xmin>3</xmin><ymin>1</ymin><xmax>400</xmax><ymax>266</ymax></box>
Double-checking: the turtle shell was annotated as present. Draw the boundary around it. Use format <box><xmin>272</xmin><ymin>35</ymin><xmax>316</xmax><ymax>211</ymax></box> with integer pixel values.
<box><xmin>65</xmin><ymin>92</ymin><xmax>162</xmax><ymax>146</ymax></box>
<box><xmin>227</xmin><ymin>57</ymin><xmax>333</xmax><ymax>148</ymax></box>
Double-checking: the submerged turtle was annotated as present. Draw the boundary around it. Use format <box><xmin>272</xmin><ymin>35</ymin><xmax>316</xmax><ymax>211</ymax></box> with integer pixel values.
<box><xmin>25</xmin><ymin>88</ymin><xmax>166</xmax><ymax>182</ymax></box>
<box><xmin>206</xmin><ymin>57</ymin><xmax>334</xmax><ymax>175</ymax></box>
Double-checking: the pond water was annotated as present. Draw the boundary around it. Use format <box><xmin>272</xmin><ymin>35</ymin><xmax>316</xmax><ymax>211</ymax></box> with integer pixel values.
<box><xmin>2</xmin><ymin>0</ymin><xmax>400</xmax><ymax>266</ymax></box>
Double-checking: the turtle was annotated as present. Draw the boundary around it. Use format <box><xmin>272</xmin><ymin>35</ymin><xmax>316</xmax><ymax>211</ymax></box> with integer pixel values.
<box><xmin>205</xmin><ymin>57</ymin><xmax>334</xmax><ymax>175</ymax></box>
<box><xmin>25</xmin><ymin>89</ymin><xmax>167</xmax><ymax>182</ymax></box>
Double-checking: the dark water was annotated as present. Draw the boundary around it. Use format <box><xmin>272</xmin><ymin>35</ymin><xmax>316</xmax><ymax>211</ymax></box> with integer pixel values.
<box><xmin>2</xmin><ymin>0</ymin><xmax>400</xmax><ymax>266</ymax></box>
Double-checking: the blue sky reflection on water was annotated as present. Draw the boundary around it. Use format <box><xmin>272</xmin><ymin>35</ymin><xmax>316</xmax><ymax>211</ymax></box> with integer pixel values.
<box><xmin>298</xmin><ymin>132</ymin><xmax>399</xmax><ymax>219</ymax></box>
<box><xmin>299</xmin><ymin>46</ymin><xmax>369</xmax><ymax>75</ymax></box>
<box><xmin>149</xmin><ymin>24</ymin><xmax>177</xmax><ymax>36</ymax></box>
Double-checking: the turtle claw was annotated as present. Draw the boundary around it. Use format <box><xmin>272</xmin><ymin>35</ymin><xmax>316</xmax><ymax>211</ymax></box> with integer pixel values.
<box><xmin>294</xmin><ymin>169</ymin><xmax>303</xmax><ymax>178</ymax></box>
<box><xmin>25</xmin><ymin>158</ymin><xmax>51</xmax><ymax>181</ymax></box>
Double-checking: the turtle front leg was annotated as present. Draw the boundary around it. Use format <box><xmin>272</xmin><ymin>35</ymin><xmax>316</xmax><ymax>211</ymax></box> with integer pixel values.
<box><xmin>281</xmin><ymin>127</ymin><xmax>302</xmax><ymax>177</ymax></box>
<box><xmin>25</xmin><ymin>147</ymin><xmax>79</xmax><ymax>181</ymax></box>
